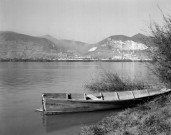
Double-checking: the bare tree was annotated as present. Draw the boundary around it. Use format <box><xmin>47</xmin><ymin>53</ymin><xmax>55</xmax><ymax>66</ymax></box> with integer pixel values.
<box><xmin>150</xmin><ymin>14</ymin><xmax>171</xmax><ymax>87</ymax></box>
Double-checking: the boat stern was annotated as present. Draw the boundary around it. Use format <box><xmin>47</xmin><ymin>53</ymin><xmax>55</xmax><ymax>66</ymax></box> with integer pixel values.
<box><xmin>42</xmin><ymin>93</ymin><xmax>46</xmax><ymax>112</ymax></box>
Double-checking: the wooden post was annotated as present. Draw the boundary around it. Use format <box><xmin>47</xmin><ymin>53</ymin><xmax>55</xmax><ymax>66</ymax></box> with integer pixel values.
<box><xmin>116</xmin><ymin>92</ymin><xmax>120</xmax><ymax>100</ymax></box>
<box><xmin>100</xmin><ymin>92</ymin><xmax>104</xmax><ymax>100</ymax></box>
<box><xmin>42</xmin><ymin>94</ymin><xmax>46</xmax><ymax>111</ymax></box>
<box><xmin>131</xmin><ymin>91</ymin><xmax>135</xmax><ymax>98</ymax></box>
<box><xmin>84</xmin><ymin>93</ymin><xmax>87</xmax><ymax>100</ymax></box>
<box><xmin>66</xmin><ymin>93</ymin><xmax>71</xmax><ymax>99</ymax></box>
<box><xmin>66</xmin><ymin>93</ymin><xmax>68</xmax><ymax>99</ymax></box>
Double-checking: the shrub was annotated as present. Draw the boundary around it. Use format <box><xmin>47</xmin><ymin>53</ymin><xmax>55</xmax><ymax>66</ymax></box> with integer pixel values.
<box><xmin>85</xmin><ymin>72</ymin><xmax>150</xmax><ymax>92</ymax></box>
<box><xmin>150</xmin><ymin>15</ymin><xmax>171</xmax><ymax>87</ymax></box>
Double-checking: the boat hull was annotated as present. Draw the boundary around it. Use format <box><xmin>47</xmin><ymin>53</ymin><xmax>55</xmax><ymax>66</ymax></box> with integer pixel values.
<box><xmin>44</xmin><ymin>99</ymin><xmax>136</xmax><ymax>115</ymax></box>
<box><xmin>40</xmin><ymin>89</ymin><xmax>171</xmax><ymax>115</ymax></box>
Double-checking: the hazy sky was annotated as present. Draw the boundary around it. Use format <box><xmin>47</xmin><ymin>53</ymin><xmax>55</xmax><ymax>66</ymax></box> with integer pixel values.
<box><xmin>0</xmin><ymin>0</ymin><xmax>171</xmax><ymax>43</ymax></box>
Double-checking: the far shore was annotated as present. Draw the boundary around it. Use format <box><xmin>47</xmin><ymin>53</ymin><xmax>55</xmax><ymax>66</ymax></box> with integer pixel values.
<box><xmin>0</xmin><ymin>59</ymin><xmax>153</xmax><ymax>62</ymax></box>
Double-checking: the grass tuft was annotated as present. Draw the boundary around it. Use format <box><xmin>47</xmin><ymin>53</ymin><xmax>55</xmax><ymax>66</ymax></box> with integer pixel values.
<box><xmin>85</xmin><ymin>72</ymin><xmax>150</xmax><ymax>92</ymax></box>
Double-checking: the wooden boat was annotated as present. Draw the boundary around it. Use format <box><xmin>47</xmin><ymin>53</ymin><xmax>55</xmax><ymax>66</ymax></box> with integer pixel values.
<box><xmin>37</xmin><ymin>88</ymin><xmax>171</xmax><ymax>115</ymax></box>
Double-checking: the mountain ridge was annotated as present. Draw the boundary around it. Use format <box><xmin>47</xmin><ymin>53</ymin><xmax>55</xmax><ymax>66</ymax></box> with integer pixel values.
<box><xmin>85</xmin><ymin>33</ymin><xmax>153</xmax><ymax>60</ymax></box>
<box><xmin>0</xmin><ymin>31</ymin><xmax>154</xmax><ymax>61</ymax></box>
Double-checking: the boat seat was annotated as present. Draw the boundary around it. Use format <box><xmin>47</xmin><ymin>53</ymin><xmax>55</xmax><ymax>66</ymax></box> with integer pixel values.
<box><xmin>103</xmin><ymin>92</ymin><xmax>119</xmax><ymax>100</ymax></box>
<box><xmin>70</xmin><ymin>93</ymin><xmax>84</xmax><ymax>100</ymax></box>
<box><xmin>118</xmin><ymin>91</ymin><xmax>135</xmax><ymax>100</ymax></box>
<box><xmin>44</xmin><ymin>93</ymin><xmax>67</xmax><ymax>99</ymax></box>
<box><xmin>148</xmin><ymin>90</ymin><xmax>160</xmax><ymax>95</ymax></box>
<box><xmin>86</xmin><ymin>94</ymin><xmax>102</xmax><ymax>100</ymax></box>
<box><xmin>133</xmin><ymin>90</ymin><xmax>149</xmax><ymax>98</ymax></box>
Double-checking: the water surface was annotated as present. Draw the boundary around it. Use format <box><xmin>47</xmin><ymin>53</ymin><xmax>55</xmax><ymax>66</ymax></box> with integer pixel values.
<box><xmin>0</xmin><ymin>62</ymin><xmax>158</xmax><ymax>135</ymax></box>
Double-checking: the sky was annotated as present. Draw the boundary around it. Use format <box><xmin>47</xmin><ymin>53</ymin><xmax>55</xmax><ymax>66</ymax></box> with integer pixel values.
<box><xmin>0</xmin><ymin>0</ymin><xmax>171</xmax><ymax>43</ymax></box>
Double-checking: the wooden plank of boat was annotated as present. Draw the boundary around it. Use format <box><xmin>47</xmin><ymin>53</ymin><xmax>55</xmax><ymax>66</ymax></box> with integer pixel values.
<box><xmin>86</xmin><ymin>94</ymin><xmax>102</xmax><ymax>100</ymax></box>
<box><xmin>37</xmin><ymin>88</ymin><xmax>171</xmax><ymax>115</ymax></box>
<box><xmin>103</xmin><ymin>92</ymin><xmax>119</xmax><ymax>100</ymax></box>
<box><xmin>36</xmin><ymin>108</ymin><xmax>43</xmax><ymax>112</ymax></box>
<box><xmin>132</xmin><ymin>90</ymin><xmax>149</xmax><ymax>98</ymax></box>
<box><xmin>117</xmin><ymin>91</ymin><xmax>135</xmax><ymax>100</ymax></box>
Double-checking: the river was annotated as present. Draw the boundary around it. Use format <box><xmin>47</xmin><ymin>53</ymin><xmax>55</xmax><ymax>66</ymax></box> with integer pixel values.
<box><xmin>0</xmin><ymin>62</ymin><xmax>158</xmax><ymax>135</ymax></box>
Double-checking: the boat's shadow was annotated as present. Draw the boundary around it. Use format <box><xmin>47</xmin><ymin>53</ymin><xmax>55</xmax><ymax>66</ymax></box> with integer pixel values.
<box><xmin>41</xmin><ymin>109</ymin><xmax>122</xmax><ymax>133</ymax></box>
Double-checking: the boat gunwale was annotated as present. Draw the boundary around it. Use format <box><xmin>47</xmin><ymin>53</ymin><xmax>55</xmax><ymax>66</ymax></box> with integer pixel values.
<box><xmin>43</xmin><ymin>90</ymin><xmax>171</xmax><ymax>103</ymax></box>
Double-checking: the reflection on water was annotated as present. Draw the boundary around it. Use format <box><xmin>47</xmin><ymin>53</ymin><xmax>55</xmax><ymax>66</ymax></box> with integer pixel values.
<box><xmin>0</xmin><ymin>62</ymin><xmax>158</xmax><ymax>135</ymax></box>
<box><xmin>42</xmin><ymin>110</ymin><xmax>120</xmax><ymax>133</ymax></box>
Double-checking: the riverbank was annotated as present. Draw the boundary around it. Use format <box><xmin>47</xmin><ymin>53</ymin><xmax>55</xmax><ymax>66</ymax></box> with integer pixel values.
<box><xmin>81</xmin><ymin>92</ymin><xmax>171</xmax><ymax>135</ymax></box>
<box><xmin>82</xmin><ymin>72</ymin><xmax>171</xmax><ymax>135</ymax></box>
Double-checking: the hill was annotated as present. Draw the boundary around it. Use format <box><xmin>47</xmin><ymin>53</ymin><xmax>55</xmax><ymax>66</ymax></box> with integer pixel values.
<box><xmin>0</xmin><ymin>31</ymin><xmax>59</xmax><ymax>60</ymax></box>
<box><xmin>85</xmin><ymin>34</ymin><xmax>154</xmax><ymax>60</ymax></box>
<box><xmin>43</xmin><ymin>35</ymin><xmax>88</xmax><ymax>55</ymax></box>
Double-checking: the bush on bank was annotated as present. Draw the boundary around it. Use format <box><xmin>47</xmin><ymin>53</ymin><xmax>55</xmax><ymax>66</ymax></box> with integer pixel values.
<box><xmin>150</xmin><ymin>15</ymin><xmax>171</xmax><ymax>87</ymax></box>
<box><xmin>85</xmin><ymin>72</ymin><xmax>151</xmax><ymax>92</ymax></box>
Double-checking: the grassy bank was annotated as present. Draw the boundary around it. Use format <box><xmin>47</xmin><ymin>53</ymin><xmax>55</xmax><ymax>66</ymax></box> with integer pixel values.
<box><xmin>81</xmin><ymin>92</ymin><xmax>171</xmax><ymax>135</ymax></box>
<box><xmin>82</xmin><ymin>73</ymin><xmax>171</xmax><ymax>135</ymax></box>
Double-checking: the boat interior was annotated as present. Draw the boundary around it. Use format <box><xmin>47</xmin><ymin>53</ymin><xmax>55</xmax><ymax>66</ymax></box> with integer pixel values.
<box><xmin>43</xmin><ymin>89</ymin><xmax>167</xmax><ymax>101</ymax></box>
